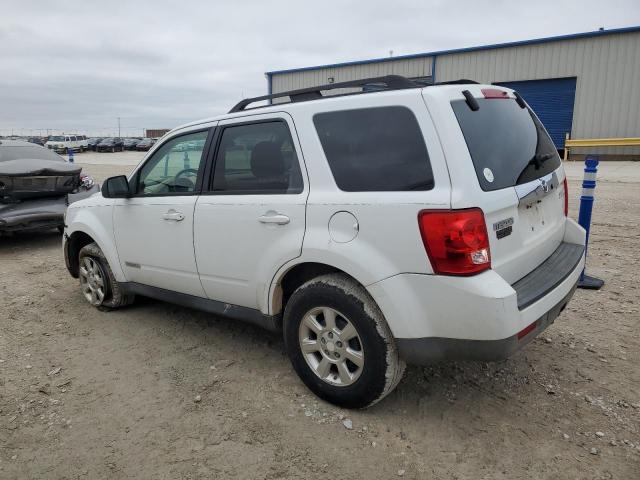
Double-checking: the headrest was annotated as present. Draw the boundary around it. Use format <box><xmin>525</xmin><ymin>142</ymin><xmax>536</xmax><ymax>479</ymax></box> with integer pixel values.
<box><xmin>250</xmin><ymin>142</ymin><xmax>285</xmax><ymax>178</ymax></box>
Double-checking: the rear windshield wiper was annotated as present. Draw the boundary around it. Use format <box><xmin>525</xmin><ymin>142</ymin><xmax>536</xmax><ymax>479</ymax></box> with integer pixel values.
<box><xmin>515</xmin><ymin>152</ymin><xmax>557</xmax><ymax>184</ymax></box>
<box><xmin>527</xmin><ymin>152</ymin><xmax>555</xmax><ymax>170</ymax></box>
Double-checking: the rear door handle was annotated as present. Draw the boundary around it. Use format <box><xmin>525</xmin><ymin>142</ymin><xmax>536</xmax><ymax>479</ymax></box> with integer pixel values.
<box><xmin>258</xmin><ymin>211</ymin><xmax>290</xmax><ymax>225</ymax></box>
<box><xmin>162</xmin><ymin>210</ymin><xmax>185</xmax><ymax>222</ymax></box>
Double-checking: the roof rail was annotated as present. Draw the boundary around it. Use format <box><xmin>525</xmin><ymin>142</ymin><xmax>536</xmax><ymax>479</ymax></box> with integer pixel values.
<box><xmin>228</xmin><ymin>75</ymin><xmax>418</xmax><ymax>113</ymax></box>
<box><xmin>435</xmin><ymin>79</ymin><xmax>479</xmax><ymax>85</ymax></box>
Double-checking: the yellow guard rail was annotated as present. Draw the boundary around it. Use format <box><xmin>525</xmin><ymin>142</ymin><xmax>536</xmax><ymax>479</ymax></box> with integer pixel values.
<box><xmin>563</xmin><ymin>134</ymin><xmax>640</xmax><ymax>160</ymax></box>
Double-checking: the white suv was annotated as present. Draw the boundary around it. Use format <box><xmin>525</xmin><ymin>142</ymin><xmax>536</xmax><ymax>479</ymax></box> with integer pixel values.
<box><xmin>63</xmin><ymin>76</ymin><xmax>585</xmax><ymax>408</ymax></box>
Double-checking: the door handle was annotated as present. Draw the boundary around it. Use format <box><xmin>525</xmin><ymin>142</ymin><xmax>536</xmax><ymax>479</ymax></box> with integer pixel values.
<box><xmin>258</xmin><ymin>211</ymin><xmax>290</xmax><ymax>225</ymax></box>
<box><xmin>162</xmin><ymin>210</ymin><xmax>185</xmax><ymax>222</ymax></box>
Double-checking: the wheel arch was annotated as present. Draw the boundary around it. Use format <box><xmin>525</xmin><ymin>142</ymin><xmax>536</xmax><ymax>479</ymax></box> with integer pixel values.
<box><xmin>268</xmin><ymin>260</ymin><xmax>372</xmax><ymax>318</ymax></box>
<box><xmin>65</xmin><ymin>212</ymin><xmax>125</xmax><ymax>282</ymax></box>
<box><xmin>65</xmin><ymin>230</ymin><xmax>96</xmax><ymax>277</ymax></box>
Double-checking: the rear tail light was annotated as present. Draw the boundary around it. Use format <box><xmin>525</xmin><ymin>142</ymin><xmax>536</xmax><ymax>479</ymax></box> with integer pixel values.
<box><xmin>563</xmin><ymin>177</ymin><xmax>569</xmax><ymax>216</ymax></box>
<box><xmin>418</xmin><ymin>208</ymin><xmax>491</xmax><ymax>276</ymax></box>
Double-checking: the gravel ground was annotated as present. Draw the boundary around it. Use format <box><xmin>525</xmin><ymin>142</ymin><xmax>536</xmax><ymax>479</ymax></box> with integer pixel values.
<box><xmin>1</xmin><ymin>154</ymin><xmax>639</xmax><ymax>479</ymax></box>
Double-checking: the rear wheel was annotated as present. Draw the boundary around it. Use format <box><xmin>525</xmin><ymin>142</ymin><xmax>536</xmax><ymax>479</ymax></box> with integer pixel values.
<box><xmin>78</xmin><ymin>242</ymin><xmax>134</xmax><ymax>310</ymax></box>
<box><xmin>283</xmin><ymin>273</ymin><xmax>405</xmax><ymax>408</ymax></box>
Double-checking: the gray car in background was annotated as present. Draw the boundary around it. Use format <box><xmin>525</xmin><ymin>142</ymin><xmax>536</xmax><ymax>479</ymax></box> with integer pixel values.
<box><xmin>0</xmin><ymin>140</ymin><xmax>99</xmax><ymax>234</ymax></box>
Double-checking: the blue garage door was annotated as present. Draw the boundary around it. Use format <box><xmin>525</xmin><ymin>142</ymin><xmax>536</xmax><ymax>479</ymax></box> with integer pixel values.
<box><xmin>496</xmin><ymin>77</ymin><xmax>577</xmax><ymax>149</ymax></box>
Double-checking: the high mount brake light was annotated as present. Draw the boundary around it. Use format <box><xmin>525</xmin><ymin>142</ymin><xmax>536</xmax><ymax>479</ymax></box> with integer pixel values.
<box><xmin>481</xmin><ymin>88</ymin><xmax>509</xmax><ymax>99</ymax></box>
<box><xmin>418</xmin><ymin>209</ymin><xmax>491</xmax><ymax>276</ymax></box>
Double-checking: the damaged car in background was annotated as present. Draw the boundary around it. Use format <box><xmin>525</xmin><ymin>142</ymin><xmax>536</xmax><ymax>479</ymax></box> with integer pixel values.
<box><xmin>0</xmin><ymin>140</ymin><xmax>99</xmax><ymax>234</ymax></box>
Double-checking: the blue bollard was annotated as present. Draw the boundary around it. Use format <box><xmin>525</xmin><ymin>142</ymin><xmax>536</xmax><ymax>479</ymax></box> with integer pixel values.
<box><xmin>68</xmin><ymin>147</ymin><xmax>75</xmax><ymax>163</ymax></box>
<box><xmin>577</xmin><ymin>155</ymin><xmax>604</xmax><ymax>290</ymax></box>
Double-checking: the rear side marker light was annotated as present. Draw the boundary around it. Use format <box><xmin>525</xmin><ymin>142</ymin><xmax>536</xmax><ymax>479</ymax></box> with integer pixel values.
<box><xmin>562</xmin><ymin>177</ymin><xmax>569</xmax><ymax>216</ymax></box>
<box><xmin>481</xmin><ymin>88</ymin><xmax>509</xmax><ymax>99</ymax></box>
<box><xmin>418</xmin><ymin>208</ymin><xmax>491</xmax><ymax>276</ymax></box>
<box><xmin>517</xmin><ymin>321</ymin><xmax>537</xmax><ymax>340</ymax></box>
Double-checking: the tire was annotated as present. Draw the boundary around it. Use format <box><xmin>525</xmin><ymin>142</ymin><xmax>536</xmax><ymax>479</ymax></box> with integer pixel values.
<box><xmin>283</xmin><ymin>273</ymin><xmax>405</xmax><ymax>409</ymax></box>
<box><xmin>78</xmin><ymin>242</ymin><xmax>135</xmax><ymax>311</ymax></box>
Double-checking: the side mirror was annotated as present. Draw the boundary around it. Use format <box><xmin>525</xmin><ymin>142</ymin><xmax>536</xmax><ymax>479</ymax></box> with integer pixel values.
<box><xmin>102</xmin><ymin>175</ymin><xmax>131</xmax><ymax>198</ymax></box>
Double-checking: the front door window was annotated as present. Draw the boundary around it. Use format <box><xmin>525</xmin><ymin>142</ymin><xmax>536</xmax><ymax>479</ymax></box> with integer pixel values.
<box><xmin>137</xmin><ymin>131</ymin><xmax>208</xmax><ymax>195</ymax></box>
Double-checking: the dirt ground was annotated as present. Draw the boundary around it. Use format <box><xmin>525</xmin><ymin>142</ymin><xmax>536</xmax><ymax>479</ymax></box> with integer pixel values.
<box><xmin>1</xmin><ymin>155</ymin><xmax>639</xmax><ymax>479</ymax></box>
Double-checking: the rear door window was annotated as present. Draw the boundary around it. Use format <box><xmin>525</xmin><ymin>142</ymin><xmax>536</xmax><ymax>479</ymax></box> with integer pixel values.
<box><xmin>451</xmin><ymin>98</ymin><xmax>561</xmax><ymax>191</ymax></box>
<box><xmin>211</xmin><ymin>121</ymin><xmax>303</xmax><ymax>195</ymax></box>
<box><xmin>313</xmin><ymin>106</ymin><xmax>434</xmax><ymax>192</ymax></box>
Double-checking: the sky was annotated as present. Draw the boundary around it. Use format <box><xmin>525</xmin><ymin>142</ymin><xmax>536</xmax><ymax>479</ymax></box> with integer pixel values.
<box><xmin>1</xmin><ymin>0</ymin><xmax>639</xmax><ymax>137</ymax></box>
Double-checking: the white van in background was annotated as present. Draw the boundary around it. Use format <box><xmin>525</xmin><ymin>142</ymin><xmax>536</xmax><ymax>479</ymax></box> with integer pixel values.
<box><xmin>45</xmin><ymin>135</ymin><xmax>88</xmax><ymax>154</ymax></box>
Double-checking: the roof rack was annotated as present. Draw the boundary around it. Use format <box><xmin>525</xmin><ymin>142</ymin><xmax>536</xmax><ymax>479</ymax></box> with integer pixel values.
<box><xmin>228</xmin><ymin>75</ymin><xmax>478</xmax><ymax>113</ymax></box>
<box><xmin>229</xmin><ymin>75</ymin><xmax>419</xmax><ymax>113</ymax></box>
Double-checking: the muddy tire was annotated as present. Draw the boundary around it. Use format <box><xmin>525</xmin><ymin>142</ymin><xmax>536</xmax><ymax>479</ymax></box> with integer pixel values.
<box><xmin>283</xmin><ymin>273</ymin><xmax>405</xmax><ymax>409</ymax></box>
<box><xmin>78</xmin><ymin>242</ymin><xmax>134</xmax><ymax>311</ymax></box>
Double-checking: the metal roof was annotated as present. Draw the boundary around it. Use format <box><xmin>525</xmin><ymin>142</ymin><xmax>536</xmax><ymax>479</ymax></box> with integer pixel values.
<box><xmin>265</xmin><ymin>25</ymin><xmax>640</xmax><ymax>77</ymax></box>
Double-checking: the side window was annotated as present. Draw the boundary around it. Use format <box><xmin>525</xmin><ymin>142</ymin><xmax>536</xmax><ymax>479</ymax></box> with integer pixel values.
<box><xmin>65</xmin><ymin>136</ymin><xmax>71</xmax><ymax>142</ymax></box>
<box><xmin>313</xmin><ymin>106</ymin><xmax>434</xmax><ymax>192</ymax></box>
<box><xmin>136</xmin><ymin>130</ymin><xmax>209</xmax><ymax>195</ymax></box>
<box><xmin>70</xmin><ymin>136</ymin><xmax>76</xmax><ymax>142</ymax></box>
<box><xmin>211</xmin><ymin>121</ymin><xmax>303</xmax><ymax>194</ymax></box>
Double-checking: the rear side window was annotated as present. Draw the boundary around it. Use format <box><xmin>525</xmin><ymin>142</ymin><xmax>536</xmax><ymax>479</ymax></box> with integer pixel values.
<box><xmin>313</xmin><ymin>106</ymin><xmax>434</xmax><ymax>192</ymax></box>
<box><xmin>451</xmin><ymin>98</ymin><xmax>561</xmax><ymax>191</ymax></box>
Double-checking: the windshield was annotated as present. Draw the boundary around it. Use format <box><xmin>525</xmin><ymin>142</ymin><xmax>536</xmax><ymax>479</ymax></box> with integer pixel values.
<box><xmin>101</xmin><ymin>138</ymin><xmax>114</xmax><ymax>142</ymax></box>
<box><xmin>49</xmin><ymin>136</ymin><xmax>65</xmax><ymax>142</ymax></box>
<box><xmin>0</xmin><ymin>145</ymin><xmax>64</xmax><ymax>162</ymax></box>
<box><xmin>451</xmin><ymin>98</ymin><xmax>561</xmax><ymax>191</ymax></box>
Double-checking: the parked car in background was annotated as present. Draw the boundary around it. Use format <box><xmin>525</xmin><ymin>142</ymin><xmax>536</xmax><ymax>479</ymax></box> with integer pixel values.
<box><xmin>45</xmin><ymin>135</ymin><xmax>87</xmax><ymax>154</ymax></box>
<box><xmin>97</xmin><ymin>138</ymin><xmax>124</xmax><ymax>152</ymax></box>
<box><xmin>62</xmin><ymin>76</ymin><xmax>585</xmax><ymax>408</ymax></box>
<box><xmin>75</xmin><ymin>135</ymin><xmax>89</xmax><ymax>152</ymax></box>
<box><xmin>26</xmin><ymin>137</ymin><xmax>45</xmax><ymax>146</ymax></box>
<box><xmin>135</xmin><ymin>138</ymin><xmax>155</xmax><ymax>151</ymax></box>
<box><xmin>123</xmin><ymin>138</ymin><xmax>141</xmax><ymax>150</ymax></box>
<box><xmin>0</xmin><ymin>140</ymin><xmax>98</xmax><ymax>233</ymax></box>
<box><xmin>87</xmin><ymin>138</ymin><xmax>103</xmax><ymax>151</ymax></box>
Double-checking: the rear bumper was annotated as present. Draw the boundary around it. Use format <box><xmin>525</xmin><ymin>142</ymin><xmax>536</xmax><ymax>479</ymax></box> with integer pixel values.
<box><xmin>0</xmin><ymin>185</ymin><xmax>99</xmax><ymax>232</ymax></box>
<box><xmin>367</xmin><ymin>218</ymin><xmax>586</xmax><ymax>364</ymax></box>
<box><xmin>0</xmin><ymin>196</ymin><xmax>67</xmax><ymax>231</ymax></box>
<box><xmin>396</xmin><ymin>282</ymin><xmax>577</xmax><ymax>363</ymax></box>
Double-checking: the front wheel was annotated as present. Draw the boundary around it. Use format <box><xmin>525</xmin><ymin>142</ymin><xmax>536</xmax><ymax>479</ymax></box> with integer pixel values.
<box><xmin>283</xmin><ymin>273</ymin><xmax>405</xmax><ymax>409</ymax></box>
<box><xmin>78</xmin><ymin>242</ymin><xmax>134</xmax><ymax>310</ymax></box>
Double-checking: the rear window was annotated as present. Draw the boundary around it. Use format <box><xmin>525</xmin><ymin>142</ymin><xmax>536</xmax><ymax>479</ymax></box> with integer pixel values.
<box><xmin>0</xmin><ymin>146</ymin><xmax>64</xmax><ymax>162</ymax></box>
<box><xmin>451</xmin><ymin>98</ymin><xmax>561</xmax><ymax>191</ymax></box>
<box><xmin>313</xmin><ymin>106</ymin><xmax>434</xmax><ymax>192</ymax></box>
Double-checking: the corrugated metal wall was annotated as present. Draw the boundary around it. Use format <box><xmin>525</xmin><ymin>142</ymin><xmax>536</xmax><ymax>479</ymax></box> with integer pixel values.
<box><xmin>270</xmin><ymin>31</ymin><xmax>640</xmax><ymax>155</ymax></box>
<box><xmin>271</xmin><ymin>56</ymin><xmax>432</xmax><ymax>103</ymax></box>
<box><xmin>436</xmin><ymin>31</ymin><xmax>640</xmax><ymax>155</ymax></box>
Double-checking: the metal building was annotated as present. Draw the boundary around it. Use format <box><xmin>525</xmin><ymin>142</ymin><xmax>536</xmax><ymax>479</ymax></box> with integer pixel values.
<box><xmin>266</xmin><ymin>26</ymin><xmax>640</xmax><ymax>157</ymax></box>
<box><xmin>145</xmin><ymin>129</ymin><xmax>170</xmax><ymax>139</ymax></box>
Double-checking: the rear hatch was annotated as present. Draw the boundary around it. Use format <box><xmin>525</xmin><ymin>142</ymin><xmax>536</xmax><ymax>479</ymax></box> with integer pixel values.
<box><xmin>440</xmin><ymin>87</ymin><xmax>567</xmax><ymax>284</ymax></box>
<box><xmin>0</xmin><ymin>159</ymin><xmax>82</xmax><ymax>201</ymax></box>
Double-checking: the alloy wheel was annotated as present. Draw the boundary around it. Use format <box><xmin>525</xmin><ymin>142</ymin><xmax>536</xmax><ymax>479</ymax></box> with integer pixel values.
<box><xmin>298</xmin><ymin>306</ymin><xmax>365</xmax><ymax>386</ymax></box>
<box><xmin>79</xmin><ymin>256</ymin><xmax>107</xmax><ymax>306</ymax></box>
